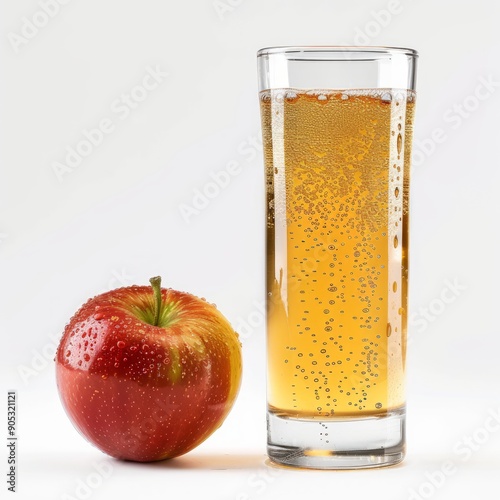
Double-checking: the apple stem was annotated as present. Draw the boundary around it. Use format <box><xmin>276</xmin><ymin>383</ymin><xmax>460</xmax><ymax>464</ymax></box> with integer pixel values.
<box><xmin>149</xmin><ymin>276</ymin><xmax>162</xmax><ymax>327</ymax></box>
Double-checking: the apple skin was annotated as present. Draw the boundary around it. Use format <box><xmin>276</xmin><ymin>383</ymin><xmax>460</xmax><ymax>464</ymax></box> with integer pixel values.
<box><xmin>55</xmin><ymin>284</ymin><xmax>242</xmax><ymax>462</ymax></box>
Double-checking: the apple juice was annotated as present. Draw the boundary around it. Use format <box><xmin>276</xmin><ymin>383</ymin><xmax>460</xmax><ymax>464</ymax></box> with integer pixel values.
<box><xmin>260</xmin><ymin>89</ymin><xmax>415</xmax><ymax>418</ymax></box>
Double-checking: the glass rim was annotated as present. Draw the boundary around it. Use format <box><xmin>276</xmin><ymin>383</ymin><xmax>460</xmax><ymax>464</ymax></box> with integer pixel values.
<box><xmin>257</xmin><ymin>46</ymin><xmax>418</xmax><ymax>59</ymax></box>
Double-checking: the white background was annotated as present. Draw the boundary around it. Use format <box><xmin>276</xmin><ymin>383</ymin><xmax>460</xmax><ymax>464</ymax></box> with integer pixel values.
<box><xmin>1</xmin><ymin>1</ymin><xmax>499</xmax><ymax>499</ymax></box>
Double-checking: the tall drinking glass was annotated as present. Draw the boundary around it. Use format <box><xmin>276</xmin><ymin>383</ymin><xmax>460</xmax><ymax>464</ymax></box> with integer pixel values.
<box><xmin>257</xmin><ymin>46</ymin><xmax>418</xmax><ymax>469</ymax></box>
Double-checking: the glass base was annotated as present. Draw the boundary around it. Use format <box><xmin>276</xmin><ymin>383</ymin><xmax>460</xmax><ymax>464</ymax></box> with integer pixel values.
<box><xmin>267</xmin><ymin>407</ymin><xmax>405</xmax><ymax>470</ymax></box>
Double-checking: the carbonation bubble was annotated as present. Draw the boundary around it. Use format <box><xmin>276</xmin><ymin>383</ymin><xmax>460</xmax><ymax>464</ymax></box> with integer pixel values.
<box><xmin>397</xmin><ymin>133</ymin><xmax>402</xmax><ymax>154</ymax></box>
<box><xmin>375</xmin><ymin>402</ymin><xmax>382</xmax><ymax>409</ymax></box>
<box><xmin>395</xmin><ymin>187</ymin><xmax>399</xmax><ymax>198</ymax></box>
<box><xmin>386</xmin><ymin>323</ymin><xmax>392</xmax><ymax>337</ymax></box>
<box><xmin>394</xmin><ymin>235</ymin><xmax>398</xmax><ymax>248</ymax></box>
<box><xmin>393</xmin><ymin>282</ymin><xmax>397</xmax><ymax>292</ymax></box>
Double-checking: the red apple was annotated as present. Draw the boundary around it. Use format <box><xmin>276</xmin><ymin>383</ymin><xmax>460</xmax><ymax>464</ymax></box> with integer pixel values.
<box><xmin>55</xmin><ymin>277</ymin><xmax>242</xmax><ymax>462</ymax></box>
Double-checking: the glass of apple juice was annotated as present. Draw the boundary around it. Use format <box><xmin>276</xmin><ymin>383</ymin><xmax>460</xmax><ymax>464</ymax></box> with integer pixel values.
<box><xmin>257</xmin><ymin>46</ymin><xmax>418</xmax><ymax>469</ymax></box>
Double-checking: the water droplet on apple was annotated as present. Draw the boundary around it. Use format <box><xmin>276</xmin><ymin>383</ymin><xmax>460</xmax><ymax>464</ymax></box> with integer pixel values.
<box><xmin>129</xmin><ymin>346</ymin><xmax>137</xmax><ymax>352</ymax></box>
<box><xmin>117</xmin><ymin>341</ymin><xmax>125</xmax><ymax>349</ymax></box>
<box><xmin>114</xmin><ymin>362</ymin><xmax>120</xmax><ymax>368</ymax></box>
<box><xmin>97</xmin><ymin>357</ymin><xmax>102</xmax><ymax>362</ymax></box>
<box><xmin>83</xmin><ymin>353</ymin><xmax>90</xmax><ymax>362</ymax></box>
<box><xmin>163</xmin><ymin>357</ymin><xmax>169</xmax><ymax>364</ymax></box>
<box><xmin>142</xmin><ymin>344</ymin><xmax>149</xmax><ymax>351</ymax></box>
<box><xmin>65</xmin><ymin>350</ymin><xmax>71</xmax><ymax>357</ymax></box>
<box><xmin>101</xmin><ymin>374</ymin><xmax>108</xmax><ymax>380</ymax></box>
<box><xmin>123</xmin><ymin>357</ymin><xmax>128</xmax><ymax>362</ymax></box>
<box><xmin>142</xmin><ymin>368</ymin><xmax>148</xmax><ymax>374</ymax></box>
<box><xmin>94</xmin><ymin>313</ymin><xmax>105</xmax><ymax>320</ymax></box>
